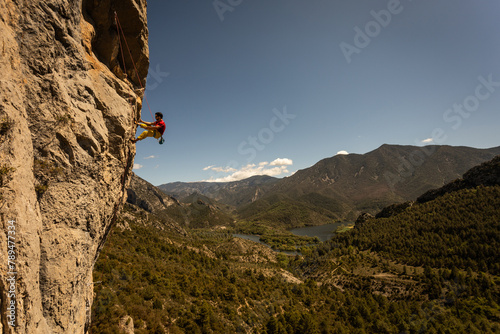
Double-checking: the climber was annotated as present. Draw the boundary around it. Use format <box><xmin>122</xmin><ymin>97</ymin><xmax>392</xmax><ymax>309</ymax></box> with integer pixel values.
<box><xmin>131</xmin><ymin>112</ymin><xmax>166</xmax><ymax>144</ymax></box>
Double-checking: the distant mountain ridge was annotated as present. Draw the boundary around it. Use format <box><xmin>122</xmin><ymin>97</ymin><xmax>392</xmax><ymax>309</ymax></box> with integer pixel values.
<box><xmin>128</xmin><ymin>173</ymin><xmax>235</xmax><ymax>229</ymax></box>
<box><xmin>160</xmin><ymin>144</ymin><xmax>500</xmax><ymax>225</ymax></box>
<box><xmin>159</xmin><ymin>175</ymin><xmax>279</xmax><ymax>207</ymax></box>
<box><xmin>242</xmin><ymin>144</ymin><xmax>500</xmax><ymax>222</ymax></box>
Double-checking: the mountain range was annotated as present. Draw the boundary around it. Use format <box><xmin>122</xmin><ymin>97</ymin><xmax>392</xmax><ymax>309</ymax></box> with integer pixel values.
<box><xmin>160</xmin><ymin>144</ymin><xmax>500</xmax><ymax>224</ymax></box>
<box><xmin>159</xmin><ymin>175</ymin><xmax>279</xmax><ymax>207</ymax></box>
<box><xmin>127</xmin><ymin>173</ymin><xmax>236</xmax><ymax>229</ymax></box>
<box><xmin>93</xmin><ymin>145</ymin><xmax>500</xmax><ymax>333</ymax></box>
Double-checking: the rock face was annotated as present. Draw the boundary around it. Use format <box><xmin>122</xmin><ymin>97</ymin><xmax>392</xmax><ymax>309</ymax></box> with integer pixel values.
<box><xmin>0</xmin><ymin>0</ymin><xmax>148</xmax><ymax>333</ymax></box>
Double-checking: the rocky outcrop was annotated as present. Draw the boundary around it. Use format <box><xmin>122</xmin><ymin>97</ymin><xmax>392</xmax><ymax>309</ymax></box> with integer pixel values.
<box><xmin>127</xmin><ymin>173</ymin><xmax>180</xmax><ymax>214</ymax></box>
<box><xmin>126</xmin><ymin>173</ymin><xmax>191</xmax><ymax>234</ymax></box>
<box><xmin>0</xmin><ymin>0</ymin><xmax>148</xmax><ymax>333</ymax></box>
<box><xmin>354</xmin><ymin>212</ymin><xmax>374</xmax><ymax>229</ymax></box>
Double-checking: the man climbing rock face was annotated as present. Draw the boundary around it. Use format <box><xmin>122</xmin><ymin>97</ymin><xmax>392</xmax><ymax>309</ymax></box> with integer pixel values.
<box><xmin>131</xmin><ymin>112</ymin><xmax>166</xmax><ymax>144</ymax></box>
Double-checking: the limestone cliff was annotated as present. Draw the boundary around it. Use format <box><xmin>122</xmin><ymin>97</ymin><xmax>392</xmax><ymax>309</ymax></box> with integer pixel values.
<box><xmin>0</xmin><ymin>0</ymin><xmax>148</xmax><ymax>333</ymax></box>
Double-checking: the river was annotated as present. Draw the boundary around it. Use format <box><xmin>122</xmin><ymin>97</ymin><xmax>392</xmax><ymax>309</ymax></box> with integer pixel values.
<box><xmin>233</xmin><ymin>222</ymin><xmax>350</xmax><ymax>251</ymax></box>
<box><xmin>290</xmin><ymin>222</ymin><xmax>346</xmax><ymax>242</ymax></box>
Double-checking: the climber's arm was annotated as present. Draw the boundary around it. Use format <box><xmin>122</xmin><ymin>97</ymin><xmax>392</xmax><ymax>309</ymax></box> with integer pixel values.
<box><xmin>138</xmin><ymin>122</ymin><xmax>161</xmax><ymax>131</ymax></box>
<box><xmin>138</xmin><ymin>119</ymin><xmax>154</xmax><ymax>126</ymax></box>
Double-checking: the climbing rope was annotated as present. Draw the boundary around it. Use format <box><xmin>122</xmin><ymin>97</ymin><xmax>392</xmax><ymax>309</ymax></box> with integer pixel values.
<box><xmin>114</xmin><ymin>11</ymin><xmax>154</xmax><ymax>120</ymax></box>
<box><xmin>116</xmin><ymin>16</ymin><xmax>128</xmax><ymax>78</ymax></box>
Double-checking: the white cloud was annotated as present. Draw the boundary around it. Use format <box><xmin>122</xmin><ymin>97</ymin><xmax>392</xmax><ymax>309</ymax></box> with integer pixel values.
<box><xmin>212</xmin><ymin>166</ymin><xmax>237</xmax><ymax>173</ymax></box>
<box><xmin>203</xmin><ymin>165</ymin><xmax>239</xmax><ymax>173</ymax></box>
<box><xmin>421</xmin><ymin>138</ymin><xmax>434</xmax><ymax>144</ymax></box>
<box><xmin>144</xmin><ymin>155</ymin><xmax>156</xmax><ymax>159</ymax></box>
<box><xmin>133</xmin><ymin>163</ymin><xmax>143</xmax><ymax>170</ymax></box>
<box><xmin>204</xmin><ymin>158</ymin><xmax>293</xmax><ymax>182</ymax></box>
<box><xmin>336</xmin><ymin>150</ymin><xmax>349</xmax><ymax>155</ymax></box>
<box><xmin>270</xmin><ymin>158</ymin><xmax>293</xmax><ymax>166</ymax></box>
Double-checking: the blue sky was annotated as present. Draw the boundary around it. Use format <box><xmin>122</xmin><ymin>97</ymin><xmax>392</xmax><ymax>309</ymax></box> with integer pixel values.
<box><xmin>133</xmin><ymin>0</ymin><xmax>500</xmax><ymax>185</ymax></box>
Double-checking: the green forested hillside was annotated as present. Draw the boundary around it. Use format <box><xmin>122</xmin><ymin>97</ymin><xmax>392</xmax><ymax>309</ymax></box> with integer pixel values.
<box><xmin>237</xmin><ymin>194</ymin><xmax>340</xmax><ymax>229</ymax></box>
<box><xmin>92</xmin><ymin>156</ymin><xmax>500</xmax><ymax>333</ymax></box>
<box><xmin>293</xmin><ymin>185</ymin><xmax>500</xmax><ymax>332</ymax></box>
<box><xmin>180</xmin><ymin>193</ymin><xmax>235</xmax><ymax>228</ymax></box>
<box><xmin>336</xmin><ymin>186</ymin><xmax>500</xmax><ymax>273</ymax></box>
<box><xmin>91</xmin><ymin>186</ymin><xmax>500</xmax><ymax>333</ymax></box>
<box><xmin>94</xmin><ymin>209</ymin><xmax>406</xmax><ymax>333</ymax></box>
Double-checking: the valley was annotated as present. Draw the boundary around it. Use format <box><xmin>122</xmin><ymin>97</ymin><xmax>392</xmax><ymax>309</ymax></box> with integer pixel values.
<box><xmin>91</xmin><ymin>147</ymin><xmax>500</xmax><ymax>333</ymax></box>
